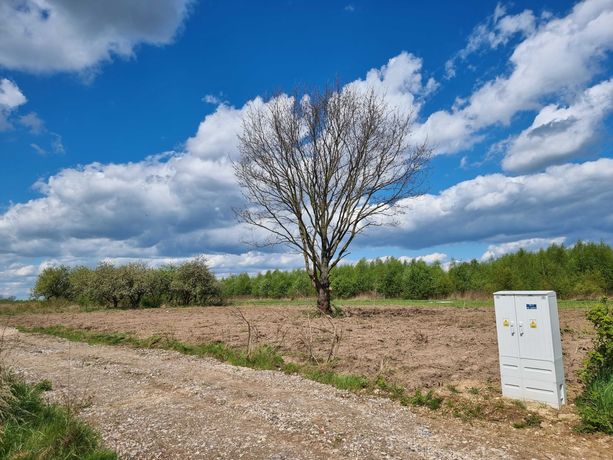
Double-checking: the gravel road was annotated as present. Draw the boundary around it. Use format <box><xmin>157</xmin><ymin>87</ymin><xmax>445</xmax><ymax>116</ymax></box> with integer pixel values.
<box><xmin>3</xmin><ymin>328</ymin><xmax>607</xmax><ymax>459</ymax></box>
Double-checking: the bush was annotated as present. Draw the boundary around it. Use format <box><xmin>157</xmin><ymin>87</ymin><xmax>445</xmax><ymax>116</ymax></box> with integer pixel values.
<box><xmin>577</xmin><ymin>297</ymin><xmax>613</xmax><ymax>433</ymax></box>
<box><xmin>170</xmin><ymin>257</ymin><xmax>222</xmax><ymax>306</ymax></box>
<box><xmin>32</xmin><ymin>266</ymin><xmax>71</xmax><ymax>300</ymax></box>
<box><xmin>582</xmin><ymin>298</ymin><xmax>613</xmax><ymax>384</ymax></box>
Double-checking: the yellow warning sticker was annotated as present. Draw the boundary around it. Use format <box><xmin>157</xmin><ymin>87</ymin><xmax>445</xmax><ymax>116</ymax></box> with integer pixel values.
<box><xmin>530</xmin><ymin>320</ymin><xmax>537</xmax><ymax>328</ymax></box>
<box><xmin>503</xmin><ymin>319</ymin><xmax>509</xmax><ymax>327</ymax></box>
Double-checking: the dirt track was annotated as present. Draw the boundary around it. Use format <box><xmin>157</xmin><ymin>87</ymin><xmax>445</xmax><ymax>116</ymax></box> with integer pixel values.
<box><xmin>4</xmin><ymin>327</ymin><xmax>610</xmax><ymax>459</ymax></box>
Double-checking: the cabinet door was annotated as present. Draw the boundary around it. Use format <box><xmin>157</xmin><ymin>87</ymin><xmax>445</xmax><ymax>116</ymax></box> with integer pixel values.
<box><xmin>515</xmin><ymin>295</ymin><xmax>552</xmax><ymax>361</ymax></box>
<box><xmin>494</xmin><ymin>295</ymin><xmax>519</xmax><ymax>358</ymax></box>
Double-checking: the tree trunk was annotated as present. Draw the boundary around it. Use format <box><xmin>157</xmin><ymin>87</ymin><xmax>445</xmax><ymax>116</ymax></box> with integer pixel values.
<box><xmin>316</xmin><ymin>282</ymin><xmax>333</xmax><ymax>315</ymax></box>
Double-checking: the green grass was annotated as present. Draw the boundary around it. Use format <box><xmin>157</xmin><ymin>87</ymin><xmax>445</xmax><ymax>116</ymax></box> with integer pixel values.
<box><xmin>407</xmin><ymin>388</ymin><xmax>444</xmax><ymax>410</ymax></box>
<box><xmin>576</xmin><ymin>372</ymin><xmax>613</xmax><ymax>434</ymax></box>
<box><xmin>446</xmin><ymin>399</ymin><xmax>485</xmax><ymax>421</ymax></box>
<box><xmin>0</xmin><ymin>371</ymin><xmax>116</xmax><ymax>459</ymax></box>
<box><xmin>299</xmin><ymin>367</ymin><xmax>369</xmax><ymax>391</ymax></box>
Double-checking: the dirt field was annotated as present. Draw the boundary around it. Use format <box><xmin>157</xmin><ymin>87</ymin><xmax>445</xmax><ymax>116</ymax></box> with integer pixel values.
<box><xmin>6</xmin><ymin>304</ymin><xmax>594</xmax><ymax>395</ymax></box>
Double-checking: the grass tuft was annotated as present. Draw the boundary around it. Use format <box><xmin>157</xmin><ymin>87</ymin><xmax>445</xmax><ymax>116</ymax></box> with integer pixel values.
<box><xmin>407</xmin><ymin>388</ymin><xmax>444</xmax><ymax>410</ymax></box>
<box><xmin>512</xmin><ymin>413</ymin><xmax>542</xmax><ymax>429</ymax></box>
<box><xmin>575</xmin><ymin>372</ymin><xmax>613</xmax><ymax>434</ymax></box>
<box><xmin>0</xmin><ymin>371</ymin><xmax>116</xmax><ymax>459</ymax></box>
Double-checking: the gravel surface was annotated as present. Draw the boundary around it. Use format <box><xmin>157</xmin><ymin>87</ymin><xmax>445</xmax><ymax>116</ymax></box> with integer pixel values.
<box><xmin>3</xmin><ymin>328</ymin><xmax>610</xmax><ymax>459</ymax></box>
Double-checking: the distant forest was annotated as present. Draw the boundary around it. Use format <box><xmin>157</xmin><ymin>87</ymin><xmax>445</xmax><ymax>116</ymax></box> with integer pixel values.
<box><xmin>222</xmin><ymin>242</ymin><xmax>613</xmax><ymax>300</ymax></box>
<box><xmin>29</xmin><ymin>242</ymin><xmax>613</xmax><ymax>306</ymax></box>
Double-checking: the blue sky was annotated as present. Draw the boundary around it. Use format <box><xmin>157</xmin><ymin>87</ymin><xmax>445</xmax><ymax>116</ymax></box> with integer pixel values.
<box><xmin>1</xmin><ymin>0</ymin><xmax>612</xmax><ymax>298</ymax></box>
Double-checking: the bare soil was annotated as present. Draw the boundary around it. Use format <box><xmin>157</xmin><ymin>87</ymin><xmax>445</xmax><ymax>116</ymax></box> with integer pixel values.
<box><xmin>6</xmin><ymin>304</ymin><xmax>593</xmax><ymax>393</ymax></box>
<box><xmin>3</xmin><ymin>304</ymin><xmax>610</xmax><ymax>458</ymax></box>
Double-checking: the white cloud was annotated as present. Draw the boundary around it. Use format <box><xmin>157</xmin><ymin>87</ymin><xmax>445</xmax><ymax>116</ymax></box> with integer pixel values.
<box><xmin>0</xmin><ymin>78</ymin><xmax>26</xmax><ymax>108</ymax></box>
<box><xmin>202</xmin><ymin>94</ymin><xmax>228</xmax><ymax>105</ymax></box>
<box><xmin>30</xmin><ymin>143</ymin><xmax>46</xmax><ymax>155</ymax></box>
<box><xmin>185</xmin><ymin>102</ymin><xmax>247</xmax><ymax>160</ymax></box>
<box><xmin>0</xmin><ymin>78</ymin><xmax>26</xmax><ymax>130</ymax></box>
<box><xmin>481</xmin><ymin>237</ymin><xmax>567</xmax><ymax>261</ymax></box>
<box><xmin>446</xmin><ymin>4</ymin><xmax>536</xmax><ymax>78</ymax></box>
<box><xmin>366</xmin><ymin>158</ymin><xmax>613</xmax><ymax>249</ymax></box>
<box><xmin>419</xmin><ymin>0</ymin><xmax>613</xmax><ymax>156</ymax></box>
<box><xmin>501</xmin><ymin>78</ymin><xmax>613</xmax><ymax>172</ymax></box>
<box><xmin>346</xmin><ymin>52</ymin><xmax>437</xmax><ymax>117</ymax></box>
<box><xmin>0</xmin><ymin>0</ymin><xmax>193</xmax><ymax>73</ymax></box>
<box><xmin>19</xmin><ymin>111</ymin><xmax>45</xmax><ymax>134</ymax></box>
<box><xmin>2</xmin><ymin>42</ymin><xmax>613</xmax><ymax>297</ymax></box>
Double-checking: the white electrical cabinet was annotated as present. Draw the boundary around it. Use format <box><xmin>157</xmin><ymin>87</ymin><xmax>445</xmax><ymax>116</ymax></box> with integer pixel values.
<box><xmin>493</xmin><ymin>291</ymin><xmax>565</xmax><ymax>408</ymax></box>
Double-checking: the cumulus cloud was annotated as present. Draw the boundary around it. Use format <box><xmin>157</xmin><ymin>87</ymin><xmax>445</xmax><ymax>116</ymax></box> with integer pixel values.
<box><xmin>0</xmin><ymin>0</ymin><xmax>193</xmax><ymax>73</ymax></box>
<box><xmin>366</xmin><ymin>158</ymin><xmax>613</xmax><ymax>249</ymax></box>
<box><xmin>419</xmin><ymin>0</ymin><xmax>613</xmax><ymax>155</ymax></box>
<box><xmin>480</xmin><ymin>237</ymin><xmax>567</xmax><ymax>261</ymax></box>
<box><xmin>0</xmin><ymin>78</ymin><xmax>26</xmax><ymax>130</ymax></box>
<box><xmin>346</xmin><ymin>52</ymin><xmax>437</xmax><ymax>117</ymax></box>
<box><xmin>2</xmin><ymin>41</ymin><xmax>613</xmax><ymax>297</ymax></box>
<box><xmin>501</xmin><ymin>78</ymin><xmax>613</xmax><ymax>172</ymax></box>
<box><xmin>446</xmin><ymin>3</ymin><xmax>536</xmax><ymax>78</ymax></box>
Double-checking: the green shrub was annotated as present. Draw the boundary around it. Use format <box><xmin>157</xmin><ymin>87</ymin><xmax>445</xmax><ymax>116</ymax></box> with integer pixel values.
<box><xmin>582</xmin><ymin>297</ymin><xmax>613</xmax><ymax>383</ymax></box>
<box><xmin>577</xmin><ymin>297</ymin><xmax>613</xmax><ymax>433</ymax></box>
<box><xmin>32</xmin><ymin>265</ymin><xmax>71</xmax><ymax>300</ymax></box>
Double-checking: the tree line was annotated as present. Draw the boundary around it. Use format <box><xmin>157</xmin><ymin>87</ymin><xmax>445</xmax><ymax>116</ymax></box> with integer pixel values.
<box><xmin>32</xmin><ymin>257</ymin><xmax>223</xmax><ymax>307</ymax></box>
<box><xmin>222</xmin><ymin>242</ymin><xmax>613</xmax><ymax>300</ymax></box>
<box><xmin>31</xmin><ymin>242</ymin><xmax>612</xmax><ymax>306</ymax></box>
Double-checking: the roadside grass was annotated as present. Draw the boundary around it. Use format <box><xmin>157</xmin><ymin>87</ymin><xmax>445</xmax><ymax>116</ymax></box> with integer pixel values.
<box><xmin>0</xmin><ymin>371</ymin><xmax>116</xmax><ymax>460</ymax></box>
<box><xmin>576</xmin><ymin>373</ymin><xmax>613</xmax><ymax>434</ymax></box>
<box><xmin>17</xmin><ymin>325</ymin><xmax>556</xmax><ymax>428</ymax></box>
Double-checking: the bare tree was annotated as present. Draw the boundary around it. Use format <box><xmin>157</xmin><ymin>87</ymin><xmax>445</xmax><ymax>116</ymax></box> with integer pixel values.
<box><xmin>235</xmin><ymin>86</ymin><xmax>430</xmax><ymax>315</ymax></box>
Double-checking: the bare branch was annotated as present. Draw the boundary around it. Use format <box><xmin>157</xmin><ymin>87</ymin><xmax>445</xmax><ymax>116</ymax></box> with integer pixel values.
<box><xmin>235</xmin><ymin>85</ymin><xmax>431</xmax><ymax>313</ymax></box>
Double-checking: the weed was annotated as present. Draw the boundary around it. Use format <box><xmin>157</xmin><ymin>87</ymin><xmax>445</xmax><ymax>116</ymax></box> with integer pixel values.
<box><xmin>512</xmin><ymin>413</ymin><xmax>542</xmax><ymax>429</ymax></box>
<box><xmin>0</xmin><ymin>371</ymin><xmax>116</xmax><ymax>459</ymax></box>
<box><xmin>576</xmin><ymin>297</ymin><xmax>613</xmax><ymax>433</ymax></box>
<box><xmin>511</xmin><ymin>399</ymin><xmax>527</xmax><ymax>410</ymax></box>
<box><xmin>446</xmin><ymin>399</ymin><xmax>485</xmax><ymax>421</ymax></box>
<box><xmin>446</xmin><ymin>384</ymin><xmax>460</xmax><ymax>394</ymax></box>
<box><xmin>34</xmin><ymin>379</ymin><xmax>53</xmax><ymax>392</ymax></box>
<box><xmin>467</xmin><ymin>386</ymin><xmax>481</xmax><ymax>395</ymax></box>
<box><xmin>374</xmin><ymin>375</ymin><xmax>406</xmax><ymax>400</ymax></box>
<box><xmin>409</xmin><ymin>389</ymin><xmax>443</xmax><ymax>410</ymax></box>
<box><xmin>575</xmin><ymin>372</ymin><xmax>613</xmax><ymax>434</ymax></box>
<box><xmin>300</xmin><ymin>367</ymin><xmax>368</xmax><ymax>391</ymax></box>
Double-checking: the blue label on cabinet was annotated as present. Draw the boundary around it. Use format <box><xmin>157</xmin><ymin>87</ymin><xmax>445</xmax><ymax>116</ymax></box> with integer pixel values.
<box><xmin>526</xmin><ymin>304</ymin><xmax>537</xmax><ymax>310</ymax></box>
